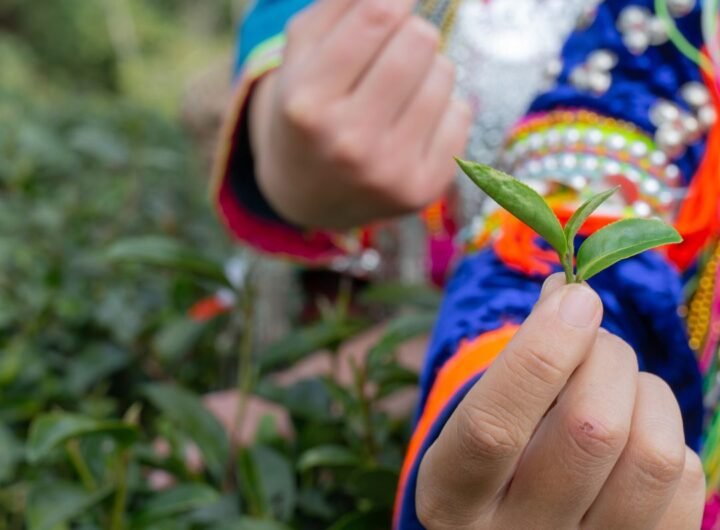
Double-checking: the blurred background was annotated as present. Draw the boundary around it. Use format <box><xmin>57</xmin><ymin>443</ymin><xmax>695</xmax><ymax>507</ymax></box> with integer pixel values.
<box><xmin>0</xmin><ymin>2</ymin><xmax>432</xmax><ymax>528</ymax></box>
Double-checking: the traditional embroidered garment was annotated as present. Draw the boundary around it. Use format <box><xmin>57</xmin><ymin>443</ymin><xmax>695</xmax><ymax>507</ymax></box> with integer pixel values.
<box><xmin>213</xmin><ymin>0</ymin><xmax>720</xmax><ymax>528</ymax></box>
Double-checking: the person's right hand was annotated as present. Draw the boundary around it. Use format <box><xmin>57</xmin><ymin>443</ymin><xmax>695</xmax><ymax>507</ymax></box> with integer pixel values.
<box><xmin>249</xmin><ymin>0</ymin><xmax>471</xmax><ymax>230</ymax></box>
<box><xmin>416</xmin><ymin>274</ymin><xmax>706</xmax><ymax>529</ymax></box>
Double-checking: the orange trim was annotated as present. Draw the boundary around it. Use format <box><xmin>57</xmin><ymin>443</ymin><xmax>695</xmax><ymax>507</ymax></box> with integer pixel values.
<box><xmin>393</xmin><ymin>325</ymin><xmax>519</xmax><ymax>527</ymax></box>
<box><xmin>669</xmin><ymin>70</ymin><xmax>720</xmax><ymax>270</ymax></box>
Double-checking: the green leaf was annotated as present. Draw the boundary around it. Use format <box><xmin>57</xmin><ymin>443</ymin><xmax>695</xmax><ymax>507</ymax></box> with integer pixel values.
<box><xmin>132</xmin><ymin>483</ymin><xmax>221</xmax><ymax>527</ymax></box>
<box><xmin>26</xmin><ymin>479</ymin><xmax>112</xmax><ymax>530</ymax></box>
<box><xmin>564</xmin><ymin>187</ymin><xmax>619</xmax><ymax>244</ymax></box>
<box><xmin>144</xmin><ymin>383</ymin><xmax>229</xmax><ymax>482</ymax></box>
<box><xmin>345</xmin><ymin>467</ymin><xmax>399</xmax><ymax>508</ymax></box>
<box><xmin>457</xmin><ymin>159</ymin><xmax>567</xmax><ymax>254</ymax></box>
<box><xmin>106</xmin><ymin>236</ymin><xmax>228</xmax><ymax>285</ymax></box>
<box><xmin>368</xmin><ymin>312</ymin><xmax>435</xmax><ymax>368</ymax></box>
<box><xmin>27</xmin><ymin>412</ymin><xmax>137</xmax><ymax>464</ymax></box>
<box><xmin>211</xmin><ymin>518</ymin><xmax>292</xmax><ymax>530</ymax></box>
<box><xmin>0</xmin><ymin>424</ymin><xmax>21</xmax><ymax>483</ymax></box>
<box><xmin>327</xmin><ymin>509</ymin><xmax>390</xmax><ymax>530</ymax></box>
<box><xmin>258</xmin><ymin>319</ymin><xmax>369</xmax><ymax>374</ymax></box>
<box><xmin>360</xmin><ymin>282</ymin><xmax>443</xmax><ymax>310</ymax></box>
<box><xmin>297</xmin><ymin>445</ymin><xmax>360</xmax><ymax>472</ymax></box>
<box><xmin>576</xmin><ymin>219</ymin><xmax>682</xmax><ymax>281</ymax></box>
<box><xmin>153</xmin><ymin>317</ymin><xmax>207</xmax><ymax>362</ymax></box>
<box><xmin>237</xmin><ymin>446</ymin><xmax>296</xmax><ymax>522</ymax></box>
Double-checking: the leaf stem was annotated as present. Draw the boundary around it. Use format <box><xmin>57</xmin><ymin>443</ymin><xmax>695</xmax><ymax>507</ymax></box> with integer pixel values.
<box><xmin>109</xmin><ymin>450</ymin><xmax>130</xmax><ymax>530</ymax></box>
<box><xmin>66</xmin><ymin>439</ymin><xmax>97</xmax><ymax>492</ymax></box>
<box><xmin>561</xmin><ymin>252</ymin><xmax>576</xmax><ymax>284</ymax></box>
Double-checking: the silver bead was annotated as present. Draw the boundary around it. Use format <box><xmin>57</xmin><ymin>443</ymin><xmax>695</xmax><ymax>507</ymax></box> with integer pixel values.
<box><xmin>656</xmin><ymin>124</ymin><xmax>686</xmax><ymax>158</ymax></box>
<box><xmin>667</xmin><ymin>0</ymin><xmax>697</xmax><ymax>18</ymax></box>
<box><xmin>547</xmin><ymin>129</ymin><xmax>562</xmax><ymax>148</ymax></box>
<box><xmin>665</xmin><ymin>164</ymin><xmax>681</xmax><ymax>182</ymax></box>
<box><xmin>582</xmin><ymin>156</ymin><xmax>600</xmax><ymax>172</ymax></box>
<box><xmin>624</xmin><ymin>31</ymin><xmax>650</xmax><ymax>55</ymax></box>
<box><xmin>618</xmin><ymin>6</ymin><xmax>651</xmax><ymax>33</ymax></box>
<box><xmin>650</xmin><ymin>150</ymin><xmax>669</xmax><ymax>167</ymax></box>
<box><xmin>544</xmin><ymin>156</ymin><xmax>559</xmax><ymax>172</ymax></box>
<box><xmin>586</xmin><ymin>128</ymin><xmax>604</xmax><ymax>145</ymax></box>
<box><xmin>529</xmin><ymin>133</ymin><xmax>544</xmax><ymax>150</ymax></box>
<box><xmin>633</xmin><ymin>201</ymin><xmax>653</xmax><ymax>217</ymax></box>
<box><xmin>699</xmin><ymin>105</ymin><xmax>718</xmax><ymax>130</ymax></box>
<box><xmin>588</xmin><ymin>71</ymin><xmax>612</xmax><ymax>95</ymax></box>
<box><xmin>630</xmin><ymin>141</ymin><xmax>649</xmax><ymax>158</ymax></box>
<box><xmin>659</xmin><ymin>190</ymin><xmax>675</xmax><ymax>206</ymax></box>
<box><xmin>562</xmin><ymin>153</ymin><xmax>578</xmax><ymax>170</ymax></box>
<box><xmin>650</xmin><ymin>100</ymin><xmax>682</xmax><ymax>126</ymax></box>
<box><xmin>607</xmin><ymin>133</ymin><xmax>627</xmax><ymax>151</ymax></box>
<box><xmin>359</xmin><ymin>249</ymin><xmax>381</xmax><ymax>272</ymax></box>
<box><xmin>604</xmin><ymin>160</ymin><xmax>622</xmax><ymax>176</ymax></box>
<box><xmin>680</xmin><ymin>82</ymin><xmax>710</xmax><ymax>108</ymax></box>
<box><xmin>588</xmin><ymin>50</ymin><xmax>619</xmax><ymax>71</ymax></box>
<box><xmin>570</xmin><ymin>175</ymin><xmax>588</xmax><ymax>190</ymax></box>
<box><xmin>528</xmin><ymin>160</ymin><xmax>543</xmax><ymax>176</ymax></box>
<box><xmin>626</xmin><ymin>168</ymin><xmax>642</xmax><ymax>183</ymax></box>
<box><xmin>681</xmin><ymin>115</ymin><xmax>702</xmax><ymax>143</ymax></box>
<box><xmin>570</xmin><ymin>67</ymin><xmax>590</xmax><ymax>90</ymax></box>
<box><xmin>642</xmin><ymin>178</ymin><xmax>661</xmax><ymax>194</ymax></box>
<box><xmin>565</xmin><ymin>128</ymin><xmax>582</xmax><ymax>145</ymax></box>
<box><xmin>544</xmin><ymin>58</ymin><xmax>564</xmax><ymax>79</ymax></box>
<box><xmin>648</xmin><ymin>17</ymin><xmax>669</xmax><ymax>45</ymax></box>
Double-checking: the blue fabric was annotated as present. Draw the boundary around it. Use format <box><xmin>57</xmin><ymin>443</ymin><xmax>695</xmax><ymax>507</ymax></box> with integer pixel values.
<box><xmin>530</xmin><ymin>0</ymin><xmax>707</xmax><ymax>184</ymax></box>
<box><xmin>234</xmin><ymin>0</ymin><xmax>313</xmax><ymax>75</ymax></box>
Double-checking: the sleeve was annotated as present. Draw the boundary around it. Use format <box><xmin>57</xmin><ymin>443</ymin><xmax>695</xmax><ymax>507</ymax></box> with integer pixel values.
<box><xmin>211</xmin><ymin>0</ymin><xmax>350</xmax><ymax>265</ymax></box>
<box><xmin>394</xmin><ymin>1</ymin><xmax>713</xmax><ymax>527</ymax></box>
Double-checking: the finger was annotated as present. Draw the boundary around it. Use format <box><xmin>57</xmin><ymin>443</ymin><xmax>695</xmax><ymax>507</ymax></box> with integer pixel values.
<box><xmin>422</xmin><ymin>283</ymin><xmax>602</xmax><ymax>511</ymax></box>
<box><xmin>499</xmin><ymin>331</ymin><xmax>637</xmax><ymax>529</ymax></box>
<box><xmin>656</xmin><ymin>448</ymin><xmax>706</xmax><ymax>530</ymax></box>
<box><xmin>583</xmin><ymin>374</ymin><xmax>690</xmax><ymax>529</ymax></box>
<box><xmin>394</xmin><ymin>55</ymin><xmax>456</xmax><ymax>150</ymax></box>
<box><xmin>414</xmin><ymin>98</ymin><xmax>471</xmax><ymax>204</ymax></box>
<box><xmin>538</xmin><ymin>272</ymin><xmax>567</xmax><ymax>303</ymax></box>
<box><xmin>350</xmin><ymin>16</ymin><xmax>439</xmax><ymax>127</ymax></box>
<box><xmin>285</xmin><ymin>0</ymin><xmax>357</xmax><ymax>60</ymax></box>
<box><xmin>302</xmin><ymin>0</ymin><xmax>416</xmax><ymax>97</ymax></box>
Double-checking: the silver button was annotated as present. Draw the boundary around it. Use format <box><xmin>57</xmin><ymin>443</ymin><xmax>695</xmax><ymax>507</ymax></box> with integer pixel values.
<box><xmin>681</xmin><ymin>82</ymin><xmax>710</xmax><ymax>108</ymax></box>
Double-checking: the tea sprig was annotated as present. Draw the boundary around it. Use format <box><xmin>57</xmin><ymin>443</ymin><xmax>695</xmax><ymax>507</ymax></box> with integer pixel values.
<box><xmin>457</xmin><ymin>159</ymin><xmax>683</xmax><ymax>283</ymax></box>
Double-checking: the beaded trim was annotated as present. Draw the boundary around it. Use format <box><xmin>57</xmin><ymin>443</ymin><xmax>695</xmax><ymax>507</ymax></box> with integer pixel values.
<box><xmin>501</xmin><ymin>109</ymin><xmax>685</xmax><ymax>218</ymax></box>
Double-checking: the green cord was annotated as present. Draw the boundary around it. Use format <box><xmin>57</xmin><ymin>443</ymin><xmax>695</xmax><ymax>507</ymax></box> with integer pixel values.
<box><xmin>703</xmin><ymin>0</ymin><xmax>720</xmax><ymax>73</ymax></box>
<box><xmin>655</xmin><ymin>0</ymin><xmax>713</xmax><ymax>73</ymax></box>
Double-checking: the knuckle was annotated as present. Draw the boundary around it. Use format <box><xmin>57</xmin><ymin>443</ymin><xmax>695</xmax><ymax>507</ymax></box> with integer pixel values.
<box><xmin>286</xmin><ymin>13</ymin><xmax>307</xmax><ymax>44</ymax></box>
<box><xmin>282</xmin><ymin>92</ymin><xmax>321</xmax><ymax>132</ymax></box>
<box><xmin>328</xmin><ymin>130</ymin><xmax>370</xmax><ymax>168</ymax></box>
<box><xmin>505</xmin><ymin>342</ymin><xmax>566</xmax><ymax>391</ymax></box>
<box><xmin>455</xmin><ymin>402</ymin><xmax>522</xmax><ymax>463</ymax></box>
<box><xmin>598</xmin><ymin>331</ymin><xmax>639</xmax><ymax>373</ymax></box>
<box><xmin>406</xmin><ymin>16</ymin><xmax>441</xmax><ymax>49</ymax></box>
<box><xmin>633</xmin><ymin>443</ymin><xmax>685</xmax><ymax>488</ymax></box>
<box><xmin>682</xmin><ymin>450</ymin><xmax>707</xmax><ymax>492</ymax></box>
<box><xmin>565</xmin><ymin>409</ymin><xmax>629</xmax><ymax>462</ymax></box>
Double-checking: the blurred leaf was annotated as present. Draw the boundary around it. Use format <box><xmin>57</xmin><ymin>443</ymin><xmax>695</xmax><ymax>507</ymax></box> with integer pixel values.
<box><xmin>360</xmin><ymin>282</ymin><xmax>443</xmax><ymax>310</ymax></box>
<box><xmin>27</xmin><ymin>412</ymin><xmax>137</xmax><ymax>464</ymax></box>
<box><xmin>258</xmin><ymin>318</ymin><xmax>369</xmax><ymax>373</ymax></box>
<box><xmin>238</xmin><ymin>445</ymin><xmax>296</xmax><ymax>521</ymax></box>
<box><xmin>106</xmin><ymin>236</ymin><xmax>228</xmax><ymax>285</ymax></box>
<box><xmin>327</xmin><ymin>509</ymin><xmax>390</xmax><ymax>530</ymax></box>
<box><xmin>368</xmin><ymin>312</ymin><xmax>435</xmax><ymax>367</ymax></box>
<box><xmin>144</xmin><ymin>383</ymin><xmax>229</xmax><ymax>482</ymax></box>
<box><xmin>0</xmin><ymin>424</ymin><xmax>21</xmax><ymax>483</ymax></box>
<box><xmin>132</xmin><ymin>484</ymin><xmax>221</xmax><ymax>527</ymax></box>
<box><xmin>65</xmin><ymin>344</ymin><xmax>129</xmax><ymax>395</ymax></box>
<box><xmin>374</xmin><ymin>365</ymin><xmax>419</xmax><ymax>399</ymax></box>
<box><xmin>26</xmin><ymin>479</ymin><xmax>112</xmax><ymax>530</ymax></box>
<box><xmin>297</xmin><ymin>445</ymin><xmax>359</xmax><ymax>472</ymax></box>
<box><xmin>212</xmin><ymin>518</ymin><xmax>292</xmax><ymax>530</ymax></box>
<box><xmin>153</xmin><ymin>317</ymin><xmax>207</xmax><ymax>362</ymax></box>
<box><xmin>256</xmin><ymin>380</ymin><xmax>332</xmax><ymax>421</ymax></box>
<box><xmin>345</xmin><ymin>467</ymin><xmax>399</xmax><ymax>508</ymax></box>
<box><xmin>576</xmin><ymin>219</ymin><xmax>683</xmax><ymax>281</ymax></box>
<box><xmin>457</xmin><ymin>159</ymin><xmax>567</xmax><ymax>254</ymax></box>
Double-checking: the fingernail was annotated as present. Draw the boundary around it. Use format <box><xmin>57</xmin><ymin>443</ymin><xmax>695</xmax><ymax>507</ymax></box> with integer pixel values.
<box><xmin>539</xmin><ymin>273</ymin><xmax>565</xmax><ymax>299</ymax></box>
<box><xmin>558</xmin><ymin>285</ymin><xmax>599</xmax><ymax>328</ymax></box>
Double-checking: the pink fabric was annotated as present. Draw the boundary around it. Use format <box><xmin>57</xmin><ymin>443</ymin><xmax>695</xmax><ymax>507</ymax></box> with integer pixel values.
<box><xmin>703</xmin><ymin>492</ymin><xmax>720</xmax><ymax>530</ymax></box>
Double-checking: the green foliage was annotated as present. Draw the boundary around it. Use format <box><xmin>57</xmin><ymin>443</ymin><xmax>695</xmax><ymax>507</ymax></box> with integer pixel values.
<box><xmin>459</xmin><ymin>160</ymin><xmax>683</xmax><ymax>282</ymax></box>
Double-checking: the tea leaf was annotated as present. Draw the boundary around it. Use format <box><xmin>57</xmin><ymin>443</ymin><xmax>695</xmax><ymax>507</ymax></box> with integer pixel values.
<box><xmin>26</xmin><ymin>479</ymin><xmax>112</xmax><ymax>530</ymax></box>
<box><xmin>457</xmin><ymin>159</ymin><xmax>567</xmax><ymax>254</ymax></box>
<box><xmin>132</xmin><ymin>483</ymin><xmax>221</xmax><ymax>527</ymax></box>
<box><xmin>564</xmin><ymin>187</ymin><xmax>619</xmax><ymax>244</ymax></box>
<box><xmin>27</xmin><ymin>412</ymin><xmax>137</xmax><ymax>464</ymax></box>
<box><xmin>297</xmin><ymin>445</ymin><xmax>360</xmax><ymax>472</ymax></box>
<box><xmin>576</xmin><ymin>219</ymin><xmax>682</xmax><ymax>281</ymax></box>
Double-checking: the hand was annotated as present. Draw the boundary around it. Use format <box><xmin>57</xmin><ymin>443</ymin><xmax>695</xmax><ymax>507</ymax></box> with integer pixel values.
<box><xmin>249</xmin><ymin>0</ymin><xmax>471</xmax><ymax>230</ymax></box>
<box><xmin>416</xmin><ymin>274</ymin><xmax>706</xmax><ymax>529</ymax></box>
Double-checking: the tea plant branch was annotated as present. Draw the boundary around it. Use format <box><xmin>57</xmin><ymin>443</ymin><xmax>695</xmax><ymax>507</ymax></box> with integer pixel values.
<box><xmin>457</xmin><ymin>160</ymin><xmax>682</xmax><ymax>282</ymax></box>
<box><xmin>65</xmin><ymin>439</ymin><xmax>97</xmax><ymax>492</ymax></box>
